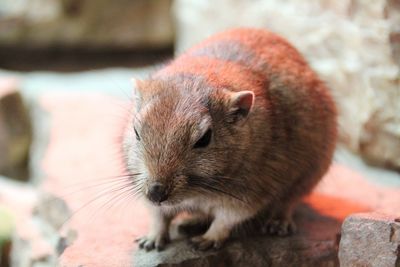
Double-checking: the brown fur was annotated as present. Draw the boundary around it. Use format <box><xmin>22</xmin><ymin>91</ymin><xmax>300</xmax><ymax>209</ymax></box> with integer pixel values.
<box><xmin>123</xmin><ymin>28</ymin><xmax>337</xmax><ymax>251</ymax></box>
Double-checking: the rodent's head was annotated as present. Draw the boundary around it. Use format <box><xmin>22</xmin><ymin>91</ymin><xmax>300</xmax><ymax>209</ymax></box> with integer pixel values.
<box><xmin>125</xmin><ymin>78</ymin><xmax>254</xmax><ymax>205</ymax></box>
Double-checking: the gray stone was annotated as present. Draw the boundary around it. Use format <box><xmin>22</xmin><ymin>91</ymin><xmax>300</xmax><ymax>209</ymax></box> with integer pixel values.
<box><xmin>0</xmin><ymin>176</ymin><xmax>37</xmax><ymax>267</ymax></box>
<box><xmin>10</xmin><ymin>193</ymin><xmax>75</xmax><ymax>267</ymax></box>
<box><xmin>133</xmin><ymin>204</ymin><xmax>340</xmax><ymax>267</ymax></box>
<box><xmin>173</xmin><ymin>0</ymin><xmax>400</xmax><ymax>171</ymax></box>
<box><xmin>33</xmin><ymin>193</ymin><xmax>71</xmax><ymax>231</ymax></box>
<box><xmin>339</xmin><ymin>212</ymin><xmax>400</xmax><ymax>267</ymax></box>
<box><xmin>0</xmin><ymin>78</ymin><xmax>32</xmax><ymax>180</ymax></box>
<box><xmin>25</xmin><ymin>92</ymin><xmax>50</xmax><ymax>185</ymax></box>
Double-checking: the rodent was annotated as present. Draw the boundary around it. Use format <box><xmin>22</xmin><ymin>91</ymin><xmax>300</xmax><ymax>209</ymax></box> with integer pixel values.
<box><xmin>123</xmin><ymin>28</ymin><xmax>337</xmax><ymax>251</ymax></box>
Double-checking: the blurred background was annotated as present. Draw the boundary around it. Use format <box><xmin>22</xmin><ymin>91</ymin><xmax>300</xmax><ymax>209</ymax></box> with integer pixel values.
<box><xmin>0</xmin><ymin>0</ymin><xmax>399</xmax><ymax>266</ymax></box>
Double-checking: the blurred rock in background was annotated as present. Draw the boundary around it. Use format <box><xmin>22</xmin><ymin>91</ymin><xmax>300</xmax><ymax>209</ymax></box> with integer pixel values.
<box><xmin>0</xmin><ymin>78</ymin><xmax>31</xmax><ymax>181</ymax></box>
<box><xmin>173</xmin><ymin>0</ymin><xmax>400</xmax><ymax>172</ymax></box>
<box><xmin>10</xmin><ymin>192</ymin><xmax>73</xmax><ymax>267</ymax></box>
<box><xmin>0</xmin><ymin>0</ymin><xmax>174</xmax><ymax>70</ymax></box>
<box><xmin>0</xmin><ymin>0</ymin><xmax>173</xmax><ymax>49</ymax></box>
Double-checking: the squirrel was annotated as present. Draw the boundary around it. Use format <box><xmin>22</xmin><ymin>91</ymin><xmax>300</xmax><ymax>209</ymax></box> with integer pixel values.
<box><xmin>123</xmin><ymin>28</ymin><xmax>337</xmax><ymax>251</ymax></box>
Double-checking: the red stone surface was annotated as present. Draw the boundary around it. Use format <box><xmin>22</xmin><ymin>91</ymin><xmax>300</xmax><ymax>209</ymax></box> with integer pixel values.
<box><xmin>39</xmin><ymin>92</ymin><xmax>147</xmax><ymax>266</ymax></box>
<box><xmin>35</xmin><ymin>92</ymin><xmax>400</xmax><ymax>266</ymax></box>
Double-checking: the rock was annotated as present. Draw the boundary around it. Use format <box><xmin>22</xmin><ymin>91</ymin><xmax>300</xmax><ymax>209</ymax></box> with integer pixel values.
<box><xmin>25</xmin><ymin>88</ymin><xmax>51</xmax><ymax>185</ymax></box>
<box><xmin>10</xmin><ymin>192</ymin><xmax>75</xmax><ymax>267</ymax></box>
<box><xmin>314</xmin><ymin>163</ymin><xmax>400</xmax><ymax>215</ymax></box>
<box><xmin>0</xmin><ymin>78</ymin><xmax>32</xmax><ymax>180</ymax></box>
<box><xmin>358</xmin><ymin>0</ymin><xmax>400</xmax><ymax>171</ymax></box>
<box><xmin>0</xmin><ymin>176</ymin><xmax>73</xmax><ymax>267</ymax></box>
<box><xmin>0</xmin><ymin>176</ymin><xmax>37</xmax><ymax>267</ymax></box>
<box><xmin>133</xmin><ymin>203</ymin><xmax>341</xmax><ymax>267</ymax></box>
<box><xmin>0</xmin><ymin>0</ymin><xmax>173</xmax><ymax>50</ymax></box>
<box><xmin>40</xmin><ymin>92</ymin><xmax>144</xmax><ymax>267</ymax></box>
<box><xmin>339</xmin><ymin>212</ymin><xmax>400</xmax><ymax>267</ymax></box>
<box><xmin>172</xmin><ymin>0</ymin><xmax>400</xmax><ymax>171</ymax></box>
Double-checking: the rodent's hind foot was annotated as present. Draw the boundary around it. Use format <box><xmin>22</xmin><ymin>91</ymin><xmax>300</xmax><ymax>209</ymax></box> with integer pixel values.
<box><xmin>262</xmin><ymin>218</ymin><xmax>297</xmax><ymax>236</ymax></box>
<box><xmin>135</xmin><ymin>234</ymin><xmax>170</xmax><ymax>251</ymax></box>
<box><xmin>189</xmin><ymin>235</ymin><xmax>225</xmax><ymax>251</ymax></box>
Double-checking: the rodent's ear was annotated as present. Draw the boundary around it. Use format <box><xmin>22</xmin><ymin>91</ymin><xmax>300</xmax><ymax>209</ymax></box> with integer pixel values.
<box><xmin>131</xmin><ymin>78</ymin><xmax>143</xmax><ymax>111</ymax></box>
<box><xmin>228</xmin><ymin>90</ymin><xmax>254</xmax><ymax>123</ymax></box>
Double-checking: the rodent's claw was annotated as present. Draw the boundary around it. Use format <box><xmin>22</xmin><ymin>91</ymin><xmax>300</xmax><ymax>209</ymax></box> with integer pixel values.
<box><xmin>262</xmin><ymin>219</ymin><xmax>297</xmax><ymax>237</ymax></box>
<box><xmin>189</xmin><ymin>235</ymin><xmax>224</xmax><ymax>251</ymax></box>
<box><xmin>135</xmin><ymin>235</ymin><xmax>170</xmax><ymax>251</ymax></box>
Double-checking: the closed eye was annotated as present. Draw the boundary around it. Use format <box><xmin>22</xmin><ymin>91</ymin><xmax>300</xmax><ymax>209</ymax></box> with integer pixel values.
<box><xmin>193</xmin><ymin>129</ymin><xmax>212</xmax><ymax>148</ymax></box>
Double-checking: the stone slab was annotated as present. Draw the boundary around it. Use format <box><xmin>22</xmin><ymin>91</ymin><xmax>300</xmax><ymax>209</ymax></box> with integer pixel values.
<box><xmin>339</xmin><ymin>212</ymin><xmax>400</xmax><ymax>267</ymax></box>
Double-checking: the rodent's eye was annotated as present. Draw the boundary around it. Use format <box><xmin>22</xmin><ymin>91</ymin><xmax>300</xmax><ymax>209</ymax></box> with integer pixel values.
<box><xmin>194</xmin><ymin>129</ymin><xmax>212</xmax><ymax>149</ymax></box>
<box><xmin>134</xmin><ymin>127</ymin><xmax>141</xmax><ymax>141</ymax></box>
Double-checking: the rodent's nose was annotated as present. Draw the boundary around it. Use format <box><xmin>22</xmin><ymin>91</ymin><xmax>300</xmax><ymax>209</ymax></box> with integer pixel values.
<box><xmin>147</xmin><ymin>183</ymin><xmax>168</xmax><ymax>204</ymax></box>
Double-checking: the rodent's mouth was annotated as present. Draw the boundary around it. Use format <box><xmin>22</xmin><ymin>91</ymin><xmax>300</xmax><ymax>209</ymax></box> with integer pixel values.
<box><xmin>145</xmin><ymin>193</ymin><xmax>174</xmax><ymax>206</ymax></box>
<box><xmin>149</xmin><ymin>196</ymin><xmax>183</xmax><ymax>207</ymax></box>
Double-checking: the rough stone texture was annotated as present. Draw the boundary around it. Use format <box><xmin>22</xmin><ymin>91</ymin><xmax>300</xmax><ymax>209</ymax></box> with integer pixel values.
<box><xmin>11</xmin><ymin>192</ymin><xmax>74</xmax><ymax>267</ymax></box>
<box><xmin>0</xmin><ymin>78</ymin><xmax>32</xmax><ymax>180</ymax></box>
<box><xmin>0</xmin><ymin>175</ymin><xmax>74</xmax><ymax>267</ymax></box>
<box><xmin>6</xmin><ymin>91</ymin><xmax>395</xmax><ymax>266</ymax></box>
<box><xmin>0</xmin><ymin>176</ymin><xmax>37</xmax><ymax>266</ymax></box>
<box><xmin>173</xmin><ymin>0</ymin><xmax>400</xmax><ymax>171</ymax></box>
<box><xmin>0</xmin><ymin>0</ymin><xmax>173</xmax><ymax>49</ymax></box>
<box><xmin>339</xmin><ymin>212</ymin><xmax>400</xmax><ymax>267</ymax></box>
<box><xmin>133</xmin><ymin>202</ymin><xmax>342</xmax><ymax>267</ymax></box>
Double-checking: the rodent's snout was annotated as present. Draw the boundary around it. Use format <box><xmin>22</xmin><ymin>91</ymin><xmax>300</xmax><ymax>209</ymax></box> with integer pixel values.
<box><xmin>146</xmin><ymin>182</ymin><xmax>169</xmax><ymax>204</ymax></box>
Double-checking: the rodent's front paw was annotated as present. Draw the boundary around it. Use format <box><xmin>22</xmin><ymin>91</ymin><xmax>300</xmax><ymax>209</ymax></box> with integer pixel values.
<box><xmin>135</xmin><ymin>234</ymin><xmax>170</xmax><ymax>251</ymax></box>
<box><xmin>189</xmin><ymin>235</ymin><xmax>225</xmax><ymax>251</ymax></box>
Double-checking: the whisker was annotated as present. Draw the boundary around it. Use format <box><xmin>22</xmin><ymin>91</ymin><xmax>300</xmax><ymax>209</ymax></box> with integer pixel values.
<box><xmin>85</xmin><ymin>184</ymin><xmax>136</xmax><ymax>224</ymax></box>
<box><xmin>105</xmin><ymin>186</ymin><xmax>139</xmax><ymax>214</ymax></box>
<box><xmin>63</xmin><ymin>172</ymin><xmax>142</xmax><ymax>188</ymax></box>
<box><xmin>60</xmin><ymin>179</ymin><xmax>135</xmax><ymax>198</ymax></box>
<box><xmin>61</xmin><ymin>181</ymin><xmax>139</xmax><ymax>228</ymax></box>
<box><xmin>116</xmin><ymin>191</ymin><xmax>137</xmax><ymax>221</ymax></box>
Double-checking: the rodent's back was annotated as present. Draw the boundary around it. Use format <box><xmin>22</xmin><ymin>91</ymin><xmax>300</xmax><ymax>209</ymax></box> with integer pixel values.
<box><xmin>154</xmin><ymin>28</ymin><xmax>337</xmax><ymax>202</ymax></box>
<box><xmin>155</xmin><ymin>28</ymin><xmax>311</xmax><ymax>91</ymax></box>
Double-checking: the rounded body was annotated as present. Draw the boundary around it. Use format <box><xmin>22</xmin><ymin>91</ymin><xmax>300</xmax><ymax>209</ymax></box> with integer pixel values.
<box><xmin>125</xmin><ymin>28</ymin><xmax>337</xmax><ymax>250</ymax></box>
